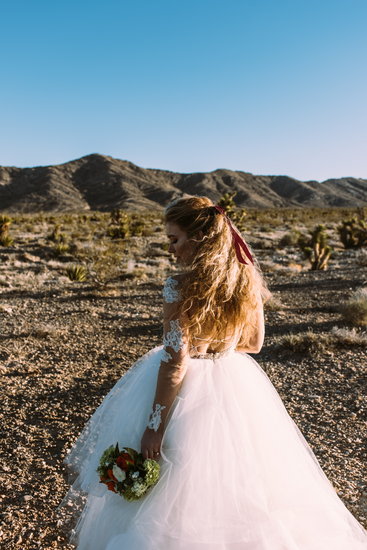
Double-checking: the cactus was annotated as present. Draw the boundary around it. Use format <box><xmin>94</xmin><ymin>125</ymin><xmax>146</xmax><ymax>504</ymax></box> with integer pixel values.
<box><xmin>48</xmin><ymin>224</ymin><xmax>67</xmax><ymax>243</ymax></box>
<box><xmin>53</xmin><ymin>242</ymin><xmax>70</xmax><ymax>256</ymax></box>
<box><xmin>337</xmin><ymin>217</ymin><xmax>367</xmax><ymax>249</ymax></box>
<box><xmin>130</xmin><ymin>218</ymin><xmax>145</xmax><ymax>237</ymax></box>
<box><xmin>217</xmin><ymin>192</ymin><xmax>247</xmax><ymax>232</ymax></box>
<box><xmin>108</xmin><ymin>210</ymin><xmax>131</xmax><ymax>239</ymax></box>
<box><xmin>110</xmin><ymin>209</ymin><xmax>123</xmax><ymax>225</ymax></box>
<box><xmin>298</xmin><ymin>224</ymin><xmax>333</xmax><ymax>270</ymax></box>
<box><xmin>107</xmin><ymin>208</ymin><xmax>145</xmax><ymax>239</ymax></box>
<box><xmin>66</xmin><ymin>264</ymin><xmax>88</xmax><ymax>282</ymax></box>
<box><xmin>0</xmin><ymin>215</ymin><xmax>14</xmax><ymax>246</ymax></box>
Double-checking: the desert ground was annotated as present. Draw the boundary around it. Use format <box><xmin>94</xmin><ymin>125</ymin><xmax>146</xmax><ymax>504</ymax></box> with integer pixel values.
<box><xmin>1</xmin><ymin>207</ymin><xmax>366</xmax><ymax>549</ymax></box>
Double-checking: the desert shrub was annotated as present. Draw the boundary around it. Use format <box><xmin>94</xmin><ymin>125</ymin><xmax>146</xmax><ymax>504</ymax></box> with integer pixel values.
<box><xmin>73</xmin><ymin>239</ymin><xmax>125</xmax><ymax>286</ymax></box>
<box><xmin>258</xmin><ymin>260</ymin><xmax>283</xmax><ymax>273</ymax></box>
<box><xmin>48</xmin><ymin>225</ymin><xmax>67</xmax><ymax>243</ymax></box>
<box><xmin>338</xmin><ymin>288</ymin><xmax>367</xmax><ymax>327</ymax></box>
<box><xmin>89</xmin><ymin>213</ymin><xmax>104</xmax><ymax>222</ymax></box>
<box><xmin>0</xmin><ymin>215</ymin><xmax>14</xmax><ymax>247</ymax></box>
<box><xmin>337</xmin><ymin>217</ymin><xmax>367</xmax><ymax>249</ymax></box>
<box><xmin>53</xmin><ymin>242</ymin><xmax>70</xmax><ymax>257</ymax></box>
<box><xmin>355</xmin><ymin>249</ymin><xmax>367</xmax><ymax>266</ymax></box>
<box><xmin>130</xmin><ymin>219</ymin><xmax>145</xmax><ymax>237</ymax></box>
<box><xmin>60</xmin><ymin>214</ymin><xmax>74</xmax><ymax>225</ymax></box>
<box><xmin>277</xmin><ymin>326</ymin><xmax>367</xmax><ymax>355</ymax></box>
<box><xmin>278</xmin><ymin>329</ymin><xmax>327</xmax><ymax>355</ymax></box>
<box><xmin>107</xmin><ymin>225</ymin><xmax>129</xmax><ymax>239</ymax></box>
<box><xmin>278</xmin><ymin>230</ymin><xmax>302</xmax><ymax>248</ymax></box>
<box><xmin>66</xmin><ymin>264</ymin><xmax>88</xmax><ymax>282</ymax></box>
<box><xmin>31</xmin><ymin>324</ymin><xmax>62</xmax><ymax>339</ymax></box>
<box><xmin>329</xmin><ymin>326</ymin><xmax>367</xmax><ymax>346</ymax></box>
<box><xmin>238</xmin><ymin>207</ymin><xmax>367</xmax><ymax>230</ymax></box>
<box><xmin>263</xmin><ymin>295</ymin><xmax>283</xmax><ymax>311</ymax></box>
<box><xmin>121</xmin><ymin>267</ymin><xmax>147</xmax><ymax>280</ymax></box>
<box><xmin>108</xmin><ymin>210</ymin><xmax>131</xmax><ymax>239</ymax></box>
<box><xmin>0</xmin><ymin>234</ymin><xmax>14</xmax><ymax>247</ymax></box>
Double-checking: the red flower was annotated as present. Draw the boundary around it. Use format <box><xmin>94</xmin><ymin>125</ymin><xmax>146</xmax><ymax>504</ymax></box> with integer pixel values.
<box><xmin>116</xmin><ymin>453</ymin><xmax>134</xmax><ymax>470</ymax></box>
<box><xmin>107</xmin><ymin>468</ymin><xmax>117</xmax><ymax>481</ymax></box>
<box><xmin>107</xmin><ymin>481</ymin><xmax>117</xmax><ymax>493</ymax></box>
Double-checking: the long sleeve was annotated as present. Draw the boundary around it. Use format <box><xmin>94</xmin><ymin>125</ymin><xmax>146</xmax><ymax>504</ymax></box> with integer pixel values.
<box><xmin>146</xmin><ymin>277</ymin><xmax>189</xmax><ymax>433</ymax></box>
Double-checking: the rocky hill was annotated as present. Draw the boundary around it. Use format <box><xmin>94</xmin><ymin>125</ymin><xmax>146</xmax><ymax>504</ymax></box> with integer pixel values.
<box><xmin>0</xmin><ymin>153</ymin><xmax>366</xmax><ymax>212</ymax></box>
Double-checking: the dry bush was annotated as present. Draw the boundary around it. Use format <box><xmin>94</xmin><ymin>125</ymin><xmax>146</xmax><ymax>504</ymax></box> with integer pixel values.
<box><xmin>258</xmin><ymin>260</ymin><xmax>282</xmax><ymax>273</ymax></box>
<box><xmin>0</xmin><ymin>234</ymin><xmax>13</xmax><ymax>247</ymax></box>
<box><xmin>329</xmin><ymin>326</ymin><xmax>367</xmax><ymax>346</ymax></box>
<box><xmin>0</xmin><ymin>214</ymin><xmax>14</xmax><ymax>247</ymax></box>
<box><xmin>259</xmin><ymin>260</ymin><xmax>303</xmax><ymax>274</ymax></box>
<box><xmin>52</xmin><ymin>242</ymin><xmax>70</xmax><ymax>257</ymax></box>
<box><xmin>264</xmin><ymin>295</ymin><xmax>283</xmax><ymax>311</ymax></box>
<box><xmin>277</xmin><ymin>326</ymin><xmax>367</xmax><ymax>355</ymax></box>
<box><xmin>338</xmin><ymin>288</ymin><xmax>367</xmax><ymax>327</ymax></box>
<box><xmin>278</xmin><ymin>230</ymin><xmax>302</xmax><ymax>248</ymax></box>
<box><xmin>30</xmin><ymin>324</ymin><xmax>67</xmax><ymax>339</ymax></box>
<box><xmin>278</xmin><ymin>329</ymin><xmax>326</xmax><ymax>355</ymax></box>
<box><xmin>355</xmin><ymin>249</ymin><xmax>367</xmax><ymax>266</ymax></box>
<box><xmin>246</xmin><ymin>207</ymin><xmax>367</xmax><ymax>230</ymax></box>
<box><xmin>277</xmin><ymin>327</ymin><xmax>367</xmax><ymax>356</ymax></box>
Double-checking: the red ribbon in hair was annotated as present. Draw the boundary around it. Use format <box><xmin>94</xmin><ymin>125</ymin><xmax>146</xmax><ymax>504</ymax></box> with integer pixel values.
<box><xmin>213</xmin><ymin>205</ymin><xmax>254</xmax><ymax>265</ymax></box>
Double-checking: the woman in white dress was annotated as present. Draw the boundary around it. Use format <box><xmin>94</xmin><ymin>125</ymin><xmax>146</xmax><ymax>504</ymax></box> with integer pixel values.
<box><xmin>59</xmin><ymin>196</ymin><xmax>367</xmax><ymax>549</ymax></box>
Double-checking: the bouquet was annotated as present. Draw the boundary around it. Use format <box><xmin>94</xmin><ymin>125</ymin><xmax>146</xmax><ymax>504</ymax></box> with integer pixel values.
<box><xmin>96</xmin><ymin>443</ymin><xmax>160</xmax><ymax>501</ymax></box>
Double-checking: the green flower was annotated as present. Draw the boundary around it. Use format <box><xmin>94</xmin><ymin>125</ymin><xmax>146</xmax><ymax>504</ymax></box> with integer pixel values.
<box><xmin>143</xmin><ymin>459</ymin><xmax>160</xmax><ymax>486</ymax></box>
<box><xmin>97</xmin><ymin>445</ymin><xmax>117</xmax><ymax>474</ymax></box>
<box><xmin>131</xmin><ymin>480</ymin><xmax>147</xmax><ymax>497</ymax></box>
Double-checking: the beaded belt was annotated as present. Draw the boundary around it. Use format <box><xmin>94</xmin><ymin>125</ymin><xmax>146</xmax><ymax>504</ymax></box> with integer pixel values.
<box><xmin>190</xmin><ymin>347</ymin><xmax>234</xmax><ymax>360</ymax></box>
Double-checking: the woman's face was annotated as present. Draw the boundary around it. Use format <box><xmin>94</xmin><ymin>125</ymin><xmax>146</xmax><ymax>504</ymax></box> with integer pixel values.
<box><xmin>165</xmin><ymin>222</ymin><xmax>195</xmax><ymax>265</ymax></box>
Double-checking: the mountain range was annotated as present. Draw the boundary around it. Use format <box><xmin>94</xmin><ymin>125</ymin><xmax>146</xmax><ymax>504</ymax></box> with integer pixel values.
<box><xmin>0</xmin><ymin>154</ymin><xmax>366</xmax><ymax>212</ymax></box>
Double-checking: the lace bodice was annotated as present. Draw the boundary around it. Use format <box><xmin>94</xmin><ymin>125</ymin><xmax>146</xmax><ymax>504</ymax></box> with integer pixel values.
<box><xmin>161</xmin><ymin>276</ymin><xmax>237</xmax><ymax>359</ymax></box>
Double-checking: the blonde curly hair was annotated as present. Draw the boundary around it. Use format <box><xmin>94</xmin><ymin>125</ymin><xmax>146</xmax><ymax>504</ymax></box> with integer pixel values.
<box><xmin>164</xmin><ymin>195</ymin><xmax>272</xmax><ymax>350</ymax></box>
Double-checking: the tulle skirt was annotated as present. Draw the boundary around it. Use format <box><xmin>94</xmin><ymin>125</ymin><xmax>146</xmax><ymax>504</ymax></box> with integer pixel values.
<box><xmin>58</xmin><ymin>346</ymin><xmax>367</xmax><ymax>549</ymax></box>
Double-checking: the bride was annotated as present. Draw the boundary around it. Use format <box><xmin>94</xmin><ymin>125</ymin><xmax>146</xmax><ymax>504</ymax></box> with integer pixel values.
<box><xmin>59</xmin><ymin>196</ymin><xmax>367</xmax><ymax>549</ymax></box>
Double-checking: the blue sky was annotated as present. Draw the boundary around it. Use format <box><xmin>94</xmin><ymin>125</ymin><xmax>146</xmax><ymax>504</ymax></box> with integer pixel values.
<box><xmin>0</xmin><ymin>0</ymin><xmax>366</xmax><ymax>181</ymax></box>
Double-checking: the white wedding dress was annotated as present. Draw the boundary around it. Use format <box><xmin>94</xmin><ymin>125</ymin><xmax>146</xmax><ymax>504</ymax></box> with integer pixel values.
<box><xmin>59</xmin><ymin>277</ymin><xmax>367</xmax><ymax>549</ymax></box>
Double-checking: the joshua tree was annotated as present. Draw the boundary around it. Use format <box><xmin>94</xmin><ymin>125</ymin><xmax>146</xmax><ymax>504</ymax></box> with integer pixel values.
<box><xmin>217</xmin><ymin>192</ymin><xmax>247</xmax><ymax>232</ymax></box>
<box><xmin>298</xmin><ymin>224</ymin><xmax>332</xmax><ymax>270</ymax></box>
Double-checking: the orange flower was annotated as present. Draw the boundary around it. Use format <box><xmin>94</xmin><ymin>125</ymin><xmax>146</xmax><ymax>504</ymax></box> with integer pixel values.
<box><xmin>107</xmin><ymin>481</ymin><xmax>117</xmax><ymax>493</ymax></box>
<box><xmin>107</xmin><ymin>468</ymin><xmax>117</xmax><ymax>481</ymax></box>
<box><xmin>116</xmin><ymin>453</ymin><xmax>134</xmax><ymax>470</ymax></box>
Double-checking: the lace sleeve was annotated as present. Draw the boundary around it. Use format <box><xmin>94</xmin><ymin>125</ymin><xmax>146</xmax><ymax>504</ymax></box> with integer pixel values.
<box><xmin>147</xmin><ymin>278</ymin><xmax>188</xmax><ymax>432</ymax></box>
<box><xmin>162</xmin><ymin>276</ymin><xmax>180</xmax><ymax>303</ymax></box>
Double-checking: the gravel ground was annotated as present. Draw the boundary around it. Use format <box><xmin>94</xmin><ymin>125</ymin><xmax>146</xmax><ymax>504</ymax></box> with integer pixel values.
<box><xmin>1</xmin><ymin>234</ymin><xmax>366</xmax><ymax>549</ymax></box>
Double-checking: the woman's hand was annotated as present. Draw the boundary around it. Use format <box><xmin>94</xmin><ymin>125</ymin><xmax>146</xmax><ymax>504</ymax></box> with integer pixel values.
<box><xmin>140</xmin><ymin>427</ymin><xmax>163</xmax><ymax>461</ymax></box>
